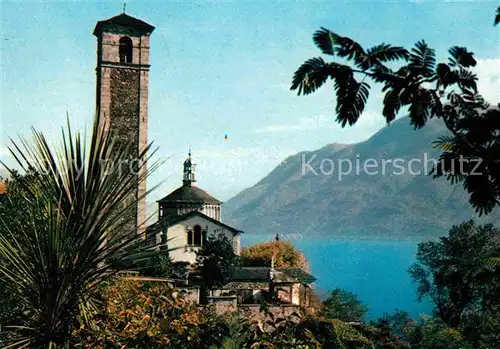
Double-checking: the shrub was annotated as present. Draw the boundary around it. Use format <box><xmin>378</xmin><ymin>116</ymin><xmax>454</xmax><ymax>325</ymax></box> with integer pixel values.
<box><xmin>73</xmin><ymin>278</ymin><xmax>229</xmax><ymax>349</ymax></box>
<box><xmin>241</xmin><ymin>240</ymin><xmax>309</xmax><ymax>270</ymax></box>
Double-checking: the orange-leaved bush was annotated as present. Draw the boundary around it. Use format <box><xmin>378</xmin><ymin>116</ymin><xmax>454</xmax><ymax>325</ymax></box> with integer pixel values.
<box><xmin>241</xmin><ymin>240</ymin><xmax>309</xmax><ymax>270</ymax></box>
<box><xmin>72</xmin><ymin>278</ymin><xmax>229</xmax><ymax>349</ymax></box>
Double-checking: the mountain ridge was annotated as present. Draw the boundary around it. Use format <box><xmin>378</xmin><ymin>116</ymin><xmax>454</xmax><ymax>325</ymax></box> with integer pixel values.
<box><xmin>223</xmin><ymin>117</ymin><xmax>500</xmax><ymax>238</ymax></box>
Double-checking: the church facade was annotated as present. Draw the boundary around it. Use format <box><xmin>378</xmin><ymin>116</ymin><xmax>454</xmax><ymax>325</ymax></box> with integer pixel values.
<box><xmin>146</xmin><ymin>152</ymin><xmax>242</xmax><ymax>264</ymax></box>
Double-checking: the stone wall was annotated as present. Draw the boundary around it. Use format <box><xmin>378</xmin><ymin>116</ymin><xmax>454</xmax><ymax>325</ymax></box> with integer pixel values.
<box><xmin>236</xmin><ymin>304</ymin><xmax>301</xmax><ymax>322</ymax></box>
<box><xmin>208</xmin><ymin>296</ymin><xmax>238</xmax><ymax>314</ymax></box>
<box><xmin>109</xmin><ymin>67</ymin><xmax>140</xmax><ymax>235</ymax></box>
<box><xmin>95</xmin><ymin>29</ymin><xmax>151</xmax><ymax>237</ymax></box>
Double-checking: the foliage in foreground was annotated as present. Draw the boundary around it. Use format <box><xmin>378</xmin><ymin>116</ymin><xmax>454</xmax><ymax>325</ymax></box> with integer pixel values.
<box><xmin>320</xmin><ymin>288</ymin><xmax>368</xmax><ymax>323</ymax></box>
<box><xmin>73</xmin><ymin>279</ymin><xmax>229</xmax><ymax>349</ymax></box>
<box><xmin>74</xmin><ymin>278</ymin><xmax>375</xmax><ymax>349</ymax></box>
<box><xmin>0</xmin><ymin>115</ymin><xmax>159</xmax><ymax>348</ymax></box>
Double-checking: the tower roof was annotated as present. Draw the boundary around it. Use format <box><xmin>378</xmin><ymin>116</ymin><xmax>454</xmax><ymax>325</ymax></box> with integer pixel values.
<box><xmin>158</xmin><ymin>185</ymin><xmax>222</xmax><ymax>205</ymax></box>
<box><xmin>93</xmin><ymin>13</ymin><xmax>155</xmax><ymax>36</ymax></box>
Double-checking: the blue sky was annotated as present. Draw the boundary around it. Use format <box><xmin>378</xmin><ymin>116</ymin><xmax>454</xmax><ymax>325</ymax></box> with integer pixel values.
<box><xmin>1</xmin><ymin>0</ymin><xmax>499</xmax><ymax>203</ymax></box>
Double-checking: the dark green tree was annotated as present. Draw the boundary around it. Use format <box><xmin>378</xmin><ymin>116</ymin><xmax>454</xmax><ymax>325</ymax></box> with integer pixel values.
<box><xmin>291</xmin><ymin>7</ymin><xmax>500</xmax><ymax>216</ymax></box>
<box><xmin>196</xmin><ymin>231</ymin><xmax>239</xmax><ymax>290</ymax></box>
<box><xmin>0</xmin><ymin>168</ymin><xmax>50</xmax><ymax>233</ymax></box>
<box><xmin>406</xmin><ymin>318</ymin><xmax>472</xmax><ymax>349</ymax></box>
<box><xmin>320</xmin><ymin>288</ymin><xmax>368</xmax><ymax>322</ymax></box>
<box><xmin>371</xmin><ymin>310</ymin><xmax>417</xmax><ymax>344</ymax></box>
<box><xmin>409</xmin><ymin>220</ymin><xmax>500</xmax><ymax>328</ymax></box>
<box><xmin>460</xmin><ymin>311</ymin><xmax>500</xmax><ymax>348</ymax></box>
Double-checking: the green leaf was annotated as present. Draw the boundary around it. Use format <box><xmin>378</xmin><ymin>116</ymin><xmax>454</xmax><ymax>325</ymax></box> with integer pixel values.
<box><xmin>357</xmin><ymin>43</ymin><xmax>409</xmax><ymax>70</ymax></box>
<box><xmin>456</xmin><ymin>67</ymin><xmax>478</xmax><ymax>92</ymax></box>
<box><xmin>313</xmin><ymin>28</ymin><xmax>366</xmax><ymax>62</ymax></box>
<box><xmin>382</xmin><ymin>88</ymin><xmax>402</xmax><ymax>123</ymax></box>
<box><xmin>291</xmin><ymin>57</ymin><xmax>334</xmax><ymax>95</ymax></box>
<box><xmin>432</xmin><ymin>135</ymin><xmax>455</xmax><ymax>152</ymax></box>
<box><xmin>486</xmin><ymin>257</ymin><xmax>500</xmax><ymax>267</ymax></box>
<box><xmin>312</xmin><ymin>27</ymin><xmax>339</xmax><ymax>55</ymax></box>
<box><xmin>448</xmin><ymin>46</ymin><xmax>476</xmax><ymax>67</ymax></box>
<box><xmin>333</xmin><ymin>72</ymin><xmax>370</xmax><ymax>127</ymax></box>
<box><xmin>408</xmin><ymin>87</ymin><xmax>432</xmax><ymax>128</ymax></box>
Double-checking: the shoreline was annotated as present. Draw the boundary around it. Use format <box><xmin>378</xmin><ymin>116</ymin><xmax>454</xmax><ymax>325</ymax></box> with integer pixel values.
<box><xmin>241</xmin><ymin>234</ymin><xmax>437</xmax><ymax>244</ymax></box>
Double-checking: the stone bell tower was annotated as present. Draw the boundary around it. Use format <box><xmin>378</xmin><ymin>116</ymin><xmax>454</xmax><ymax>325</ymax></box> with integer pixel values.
<box><xmin>94</xmin><ymin>13</ymin><xmax>155</xmax><ymax>235</ymax></box>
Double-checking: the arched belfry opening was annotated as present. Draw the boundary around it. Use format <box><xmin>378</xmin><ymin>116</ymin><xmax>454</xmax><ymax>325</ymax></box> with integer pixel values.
<box><xmin>119</xmin><ymin>36</ymin><xmax>133</xmax><ymax>63</ymax></box>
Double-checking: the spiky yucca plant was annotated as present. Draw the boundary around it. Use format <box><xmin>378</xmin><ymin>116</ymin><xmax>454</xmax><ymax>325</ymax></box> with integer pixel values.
<box><xmin>0</xmin><ymin>114</ymin><xmax>160</xmax><ymax>348</ymax></box>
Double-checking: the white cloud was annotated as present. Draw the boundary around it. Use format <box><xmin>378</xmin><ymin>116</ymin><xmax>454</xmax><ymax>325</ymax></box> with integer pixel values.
<box><xmin>474</xmin><ymin>58</ymin><xmax>500</xmax><ymax>104</ymax></box>
<box><xmin>255</xmin><ymin>115</ymin><xmax>336</xmax><ymax>134</ymax></box>
<box><xmin>356</xmin><ymin>110</ymin><xmax>385</xmax><ymax>129</ymax></box>
<box><xmin>194</xmin><ymin>146</ymin><xmax>297</xmax><ymax>176</ymax></box>
<box><xmin>155</xmin><ymin>146</ymin><xmax>296</xmax><ymax>181</ymax></box>
<box><xmin>148</xmin><ymin>144</ymin><xmax>299</xmax><ymax>201</ymax></box>
<box><xmin>254</xmin><ymin>111</ymin><xmax>386</xmax><ymax>138</ymax></box>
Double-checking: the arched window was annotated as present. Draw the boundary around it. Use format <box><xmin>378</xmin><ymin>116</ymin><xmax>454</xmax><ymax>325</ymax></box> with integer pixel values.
<box><xmin>119</xmin><ymin>37</ymin><xmax>133</xmax><ymax>63</ymax></box>
<box><xmin>193</xmin><ymin>225</ymin><xmax>202</xmax><ymax>246</ymax></box>
<box><xmin>187</xmin><ymin>230</ymin><xmax>193</xmax><ymax>245</ymax></box>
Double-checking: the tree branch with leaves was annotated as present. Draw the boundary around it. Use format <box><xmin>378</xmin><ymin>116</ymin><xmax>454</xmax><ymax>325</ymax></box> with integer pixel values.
<box><xmin>291</xmin><ymin>7</ymin><xmax>500</xmax><ymax>216</ymax></box>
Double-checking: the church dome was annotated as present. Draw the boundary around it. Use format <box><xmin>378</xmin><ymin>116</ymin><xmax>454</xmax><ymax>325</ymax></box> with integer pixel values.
<box><xmin>158</xmin><ymin>185</ymin><xmax>221</xmax><ymax>205</ymax></box>
<box><xmin>157</xmin><ymin>151</ymin><xmax>222</xmax><ymax>221</ymax></box>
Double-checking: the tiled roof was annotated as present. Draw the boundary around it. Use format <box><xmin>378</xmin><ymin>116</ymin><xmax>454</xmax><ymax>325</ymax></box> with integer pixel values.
<box><xmin>158</xmin><ymin>185</ymin><xmax>221</xmax><ymax>205</ymax></box>
<box><xmin>146</xmin><ymin>210</ymin><xmax>243</xmax><ymax>235</ymax></box>
<box><xmin>93</xmin><ymin>13</ymin><xmax>155</xmax><ymax>36</ymax></box>
<box><xmin>279</xmin><ymin>268</ymin><xmax>317</xmax><ymax>284</ymax></box>
<box><xmin>231</xmin><ymin>267</ymin><xmax>316</xmax><ymax>284</ymax></box>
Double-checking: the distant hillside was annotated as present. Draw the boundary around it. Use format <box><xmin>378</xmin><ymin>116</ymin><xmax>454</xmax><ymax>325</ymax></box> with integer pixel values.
<box><xmin>223</xmin><ymin>117</ymin><xmax>500</xmax><ymax>239</ymax></box>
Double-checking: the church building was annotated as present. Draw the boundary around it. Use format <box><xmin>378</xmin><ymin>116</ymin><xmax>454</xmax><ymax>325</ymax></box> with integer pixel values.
<box><xmin>146</xmin><ymin>152</ymin><xmax>243</xmax><ymax>264</ymax></box>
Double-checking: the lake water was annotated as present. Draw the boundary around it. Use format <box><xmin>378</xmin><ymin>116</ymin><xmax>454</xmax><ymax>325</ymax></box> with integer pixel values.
<box><xmin>241</xmin><ymin>235</ymin><xmax>433</xmax><ymax>320</ymax></box>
